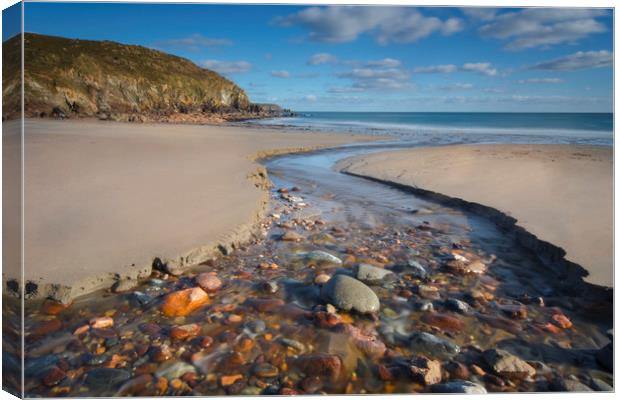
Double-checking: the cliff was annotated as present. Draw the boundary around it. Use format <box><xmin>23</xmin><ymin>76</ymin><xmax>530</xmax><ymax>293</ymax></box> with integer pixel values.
<box><xmin>2</xmin><ymin>33</ymin><xmax>286</xmax><ymax>122</ymax></box>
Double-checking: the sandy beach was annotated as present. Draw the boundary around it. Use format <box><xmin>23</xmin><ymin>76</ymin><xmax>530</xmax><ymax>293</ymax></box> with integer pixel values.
<box><xmin>15</xmin><ymin>119</ymin><xmax>372</xmax><ymax>302</ymax></box>
<box><xmin>338</xmin><ymin>144</ymin><xmax>613</xmax><ymax>287</ymax></box>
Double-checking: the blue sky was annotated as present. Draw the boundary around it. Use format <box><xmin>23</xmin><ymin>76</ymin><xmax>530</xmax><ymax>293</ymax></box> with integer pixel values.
<box><xmin>15</xmin><ymin>3</ymin><xmax>615</xmax><ymax>112</ymax></box>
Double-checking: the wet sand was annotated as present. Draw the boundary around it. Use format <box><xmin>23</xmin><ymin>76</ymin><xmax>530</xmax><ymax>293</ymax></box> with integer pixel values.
<box><xmin>337</xmin><ymin>144</ymin><xmax>613</xmax><ymax>287</ymax></box>
<box><xmin>18</xmin><ymin>119</ymin><xmax>373</xmax><ymax>301</ymax></box>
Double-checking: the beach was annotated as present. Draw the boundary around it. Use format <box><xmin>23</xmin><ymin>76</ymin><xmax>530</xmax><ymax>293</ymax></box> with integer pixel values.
<box><xmin>17</xmin><ymin>119</ymin><xmax>373</xmax><ymax>302</ymax></box>
<box><xmin>337</xmin><ymin>144</ymin><xmax>613</xmax><ymax>287</ymax></box>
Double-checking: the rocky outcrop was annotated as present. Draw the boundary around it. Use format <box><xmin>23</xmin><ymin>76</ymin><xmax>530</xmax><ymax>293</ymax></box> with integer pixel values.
<box><xmin>2</xmin><ymin>33</ymin><xmax>286</xmax><ymax>122</ymax></box>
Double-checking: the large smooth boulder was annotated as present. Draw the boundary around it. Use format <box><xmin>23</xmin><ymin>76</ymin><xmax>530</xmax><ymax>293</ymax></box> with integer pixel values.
<box><xmin>320</xmin><ymin>275</ymin><xmax>380</xmax><ymax>314</ymax></box>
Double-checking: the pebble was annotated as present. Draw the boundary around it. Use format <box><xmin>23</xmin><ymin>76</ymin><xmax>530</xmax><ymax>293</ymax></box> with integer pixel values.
<box><xmin>170</xmin><ymin>323</ymin><xmax>201</xmax><ymax>340</ymax></box>
<box><xmin>90</xmin><ymin>317</ymin><xmax>114</xmax><ymax>329</ymax></box>
<box><xmin>421</xmin><ymin>313</ymin><xmax>464</xmax><ymax>332</ymax></box>
<box><xmin>314</xmin><ymin>273</ymin><xmax>331</xmax><ymax>285</ymax></box>
<box><xmin>354</xmin><ymin>263</ymin><xmax>395</xmax><ymax>284</ymax></box>
<box><xmin>430</xmin><ymin>380</ymin><xmax>488</xmax><ymax>394</ymax></box>
<box><xmin>393</xmin><ymin>259</ymin><xmax>428</xmax><ymax>279</ymax></box>
<box><xmin>155</xmin><ymin>361</ymin><xmax>197</xmax><ymax>381</ymax></box>
<box><xmin>551</xmin><ymin>313</ymin><xmax>573</xmax><ymax>329</ymax></box>
<box><xmin>220</xmin><ymin>374</ymin><xmax>243</xmax><ymax>387</ymax></box>
<box><xmin>42</xmin><ymin>366</ymin><xmax>66</xmax><ymax>387</ymax></box>
<box><xmin>320</xmin><ymin>274</ymin><xmax>380</xmax><ymax>314</ymax></box>
<box><xmin>85</xmin><ymin>368</ymin><xmax>131</xmax><ymax>390</ymax></box>
<box><xmin>161</xmin><ymin>287</ymin><xmax>210</xmax><ymax>317</ymax></box>
<box><xmin>298</xmin><ymin>250</ymin><xmax>343</xmax><ymax>265</ymax></box>
<box><xmin>280</xmin><ymin>231</ymin><xmax>304</xmax><ymax>241</ymax></box>
<box><xmin>253</xmin><ymin>363</ymin><xmax>279</xmax><ymax>378</ymax></box>
<box><xmin>409</xmin><ymin>332</ymin><xmax>460</xmax><ymax>360</ymax></box>
<box><xmin>293</xmin><ymin>353</ymin><xmax>343</xmax><ymax>381</ymax></box>
<box><xmin>445</xmin><ymin>298</ymin><xmax>472</xmax><ymax>314</ymax></box>
<box><xmin>195</xmin><ymin>272</ymin><xmax>222</xmax><ymax>292</ymax></box>
<box><xmin>279</xmin><ymin>337</ymin><xmax>306</xmax><ymax>352</ymax></box>
<box><xmin>408</xmin><ymin>355</ymin><xmax>443</xmax><ymax>385</ymax></box>
<box><xmin>483</xmin><ymin>348</ymin><xmax>536</xmax><ymax>379</ymax></box>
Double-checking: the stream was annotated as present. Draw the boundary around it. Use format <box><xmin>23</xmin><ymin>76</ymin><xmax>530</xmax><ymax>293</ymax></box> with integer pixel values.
<box><xmin>5</xmin><ymin>141</ymin><xmax>614</xmax><ymax>396</ymax></box>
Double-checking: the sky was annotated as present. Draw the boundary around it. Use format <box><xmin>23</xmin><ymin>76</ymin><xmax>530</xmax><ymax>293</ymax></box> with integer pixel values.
<box><xmin>10</xmin><ymin>2</ymin><xmax>616</xmax><ymax>112</ymax></box>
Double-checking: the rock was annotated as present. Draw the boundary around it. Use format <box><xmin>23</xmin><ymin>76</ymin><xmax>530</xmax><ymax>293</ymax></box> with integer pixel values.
<box><xmin>253</xmin><ymin>363</ymin><xmax>279</xmax><ymax>378</ymax></box>
<box><xmin>444</xmin><ymin>361</ymin><xmax>470</xmax><ymax>380</ymax></box>
<box><xmin>301</xmin><ymin>376</ymin><xmax>323</xmax><ymax>393</ymax></box>
<box><xmin>244</xmin><ymin>319</ymin><xmax>266</xmax><ymax>335</ymax></box>
<box><xmin>497</xmin><ymin>303</ymin><xmax>528</xmax><ymax>319</ymax></box>
<box><xmin>417</xmin><ymin>285</ymin><xmax>441</xmax><ymax>300</ymax></box>
<box><xmin>354</xmin><ymin>264</ymin><xmax>395</xmax><ymax>284</ymax></box>
<box><xmin>116</xmin><ymin>374</ymin><xmax>154</xmax><ymax>396</ymax></box>
<box><xmin>112</xmin><ymin>278</ymin><xmax>138</xmax><ymax>293</ymax></box>
<box><xmin>161</xmin><ymin>287</ymin><xmax>209</xmax><ymax>317</ymax></box>
<box><xmin>281</xmin><ymin>231</ymin><xmax>304</xmax><ymax>241</ymax></box>
<box><xmin>245</xmin><ymin>298</ymin><xmax>285</xmax><ymax>313</ymax></box>
<box><xmin>195</xmin><ymin>272</ymin><xmax>222</xmax><ymax>292</ymax></box>
<box><xmin>279</xmin><ymin>338</ymin><xmax>306</xmax><ymax>352</ymax></box>
<box><xmin>90</xmin><ymin>317</ymin><xmax>114</xmax><ymax>329</ymax></box>
<box><xmin>220</xmin><ymin>374</ymin><xmax>243</xmax><ymax>387</ymax></box>
<box><xmin>551</xmin><ymin>377</ymin><xmax>593</xmax><ymax>391</ymax></box>
<box><xmin>85</xmin><ymin>368</ymin><xmax>131</xmax><ymax>389</ymax></box>
<box><xmin>483</xmin><ymin>349</ymin><xmax>535</xmax><ymax>379</ymax></box>
<box><xmin>445</xmin><ymin>298</ymin><xmax>472</xmax><ymax>314</ymax></box>
<box><xmin>260</xmin><ymin>281</ymin><xmax>279</xmax><ymax>294</ymax></box>
<box><xmin>421</xmin><ymin>313</ymin><xmax>464</xmax><ymax>332</ymax></box>
<box><xmin>392</xmin><ymin>259</ymin><xmax>428</xmax><ymax>279</ymax></box>
<box><xmin>589</xmin><ymin>378</ymin><xmax>613</xmax><ymax>391</ymax></box>
<box><xmin>430</xmin><ymin>380</ymin><xmax>487</xmax><ymax>394</ymax></box>
<box><xmin>551</xmin><ymin>313</ymin><xmax>573</xmax><ymax>329</ymax></box>
<box><xmin>314</xmin><ymin>273</ymin><xmax>331</xmax><ymax>285</ymax></box>
<box><xmin>417</xmin><ymin>301</ymin><xmax>435</xmax><ymax>312</ymax></box>
<box><xmin>139</xmin><ymin>322</ymin><xmax>162</xmax><ymax>336</ymax></box>
<box><xmin>297</xmin><ymin>250</ymin><xmax>342</xmax><ymax>265</ymax></box>
<box><xmin>42</xmin><ymin>366</ymin><xmax>66</xmax><ymax>387</ymax></box>
<box><xmin>595</xmin><ymin>342</ymin><xmax>613</xmax><ymax>371</ymax></box>
<box><xmin>41</xmin><ymin>299</ymin><xmax>70</xmax><ymax>315</ymax></box>
<box><xmin>155</xmin><ymin>361</ymin><xmax>196</xmax><ymax>381</ymax></box>
<box><xmin>409</xmin><ymin>332</ymin><xmax>460</xmax><ymax>360</ymax></box>
<box><xmin>170</xmin><ymin>323</ymin><xmax>201</xmax><ymax>340</ymax></box>
<box><xmin>408</xmin><ymin>356</ymin><xmax>442</xmax><ymax>385</ymax></box>
<box><xmin>320</xmin><ymin>275</ymin><xmax>380</xmax><ymax>314</ymax></box>
<box><xmin>293</xmin><ymin>353</ymin><xmax>343</xmax><ymax>381</ymax></box>
<box><xmin>128</xmin><ymin>291</ymin><xmax>153</xmax><ymax>307</ymax></box>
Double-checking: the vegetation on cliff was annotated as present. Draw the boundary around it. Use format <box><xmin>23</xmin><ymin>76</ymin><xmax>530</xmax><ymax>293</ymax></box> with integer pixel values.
<box><xmin>2</xmin><ymin>33</ymin><xmax>288</xmax><ymax>122</ymax></box>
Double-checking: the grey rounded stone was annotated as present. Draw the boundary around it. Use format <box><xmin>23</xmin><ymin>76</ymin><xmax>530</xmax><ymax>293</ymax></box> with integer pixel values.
<box><xmin>320</xmin><ymin>274</ymin><xmax>380</xmax><ymax>314</ymax></box>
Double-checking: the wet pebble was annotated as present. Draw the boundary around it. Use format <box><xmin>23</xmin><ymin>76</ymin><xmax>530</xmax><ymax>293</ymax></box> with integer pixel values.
<box><xmin>483</xmin><ymin>348</ymin><xmax>536</xmax><ymax>379</ymax></box>
<box><xmin>195</xmin><ymin>272</ymin><xmax>222</xmax><ymax>292</ymax></box>
<box><xmin>155</xmin><ymin>361</ymin><xmax>197</xmax><ymax>381</ymax></box>
<box><xmin>445</xmin><ymin>298</ymin><xmax>472</xmax><ymax>314</ymax></box>
<box><xmin>320</xmin><ymin>274</ymin><xmax>380</xmax><ymax>314</ymax></box>
<box><xmin>430</xmin><ymin>380</ymin><xmax>487</xmax><ymax>394</ymax></box>
<box><xmin>354</xmin><ymin>263</ymin><xmax>395</xmax><ymax>284</ymax></box>
<box><xmin>161</xmin><ymin>287</ymin><xmax>210</xmax><ymax>317</ymax></box>
<box><xmin>85</xmin><ymin>368</ymin><xmax>131</xmax><ymax>390</ymax></box>
<box><xmin>409</xmin><ymin>332</ymin><xmax>460</xmax><ymax>360</ymax></box>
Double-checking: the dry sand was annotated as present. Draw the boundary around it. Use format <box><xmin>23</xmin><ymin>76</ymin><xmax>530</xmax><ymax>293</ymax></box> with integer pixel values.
<box><xmin>12</xmin><ymin>119</ymin><xmax>371</xmax><ymax>301</ymax></box>
<box><xmin>338</xmin><ymin>144</ymin><xmax>613</xmax><ymax>287</ymax></box>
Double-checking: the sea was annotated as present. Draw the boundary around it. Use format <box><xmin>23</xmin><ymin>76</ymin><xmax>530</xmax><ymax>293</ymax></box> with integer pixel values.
<box><xmin>248</xmin><ymin>112</ymin><xmax>613</xmax><ymax>146</ymax></box>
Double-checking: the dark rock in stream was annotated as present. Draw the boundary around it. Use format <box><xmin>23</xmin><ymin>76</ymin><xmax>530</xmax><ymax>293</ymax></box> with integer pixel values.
<box><xmin>409</xmin><ymin>332</ymin><xmax>460</xmax><ymax>360</ymax></box>
<box><xmin>85</xmin><ymin>368</ymin><xmax>131</xmax><ymax>390</ymax></box>
<box><xmin>430</xmin><ymin>380</ymin><xmax>487</xmax><ymax>394</ymax></box>
<box><xmin>445</xmin><ymin>298</ymin><xmax>472</xmax><ymax>314</ymax></box>
<box><xmin>391</xmin><ymin>259</ymin><xmax>428</xmax><ymax>279</ymax></box>
<box><xmin>595</xmin><ymin>342</ymin><xmax>613</xmax><ymax>372</ymax></box>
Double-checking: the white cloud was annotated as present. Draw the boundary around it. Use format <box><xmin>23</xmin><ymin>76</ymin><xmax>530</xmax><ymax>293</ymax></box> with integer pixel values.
<box><xmin>304</xmin><ymin>95</ymin><xmax>317</xmax><ymax>102</ymax></box>
<box><xmin>461</xmin><ymin>62</ymin><xmax>497</xmax><ymax>76</ymax></box>
<box><xmin>336</xmin><ymin>58</ymin><xmax>411</xmax><ymax>91</ymax></box>
<box><xmin>440</xmin><ymin>83</ymin><xmax>474</xmax><ymax>90</ymax></box>
<box><xmin>275</xmin><ymin>6</ymin><xmax>463</xmax><ymax>44</ymax></box>
<box><xmin>529</xmin><ymin>50</ymin><xmax>612</xmax><ymax>70</ymax></box>
<box><xmin>366</xmin><ymin>58</ymin><xmax>402</xmax><ymax>68</ymax></box>
<box><xmin>271</xmin><ymin>70</ymin><xmax>290</xmax><ymax>78</ymax></box>
<box><xmin>307</xmin><ymin>53</ymin><xmax>338</xmax><ymax>65</ymax></box>
<box><xmin>153</xmin><ymin>34</ymin><xmax>232</xmax><ymax>52</ymax></box>
<box><xmin>201</xmin><ymin>60</ymin><xmax>252</xmax><ymax>74</ymax></box>
<box><xmin>414</xmin><ymin>62</ymin><xmax>497</xmax><ymax>76</ymax></box>
<box><xmin>479</xmin><ymin>8</ymin><xmax>608</xmax><ymax>50</ymax></box>
<box><xmin>461</xmin><ymin>7</ymin><xmax>498</xmax><ymax>21</ymax></box>
<box><xmin>414</xmin><ymin>64</ymin><xmax>457</xmax><ymax>73</ymax></box>
<box><xmin>518</xmin><ymin>77</ymin><xmax>563</xmax><ymax>84</ymax></box>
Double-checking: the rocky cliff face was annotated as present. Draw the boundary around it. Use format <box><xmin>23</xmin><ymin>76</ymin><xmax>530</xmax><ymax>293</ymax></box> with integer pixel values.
<box><xmin>2</xmin><ymin>33</ymin><xmax>279</xmax><ymax>122</ymax></box>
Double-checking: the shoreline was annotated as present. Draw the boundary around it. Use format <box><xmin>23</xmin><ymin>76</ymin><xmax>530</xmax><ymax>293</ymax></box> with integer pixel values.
<box><xmin>337</xmin><ymin>144</ymin><xmax>613</xmax><ymax>288</ymax></box>
<box><xmin>6</xmin><ymin>119</ymin><xmax>378</xmax><ymax>303</ymax></box>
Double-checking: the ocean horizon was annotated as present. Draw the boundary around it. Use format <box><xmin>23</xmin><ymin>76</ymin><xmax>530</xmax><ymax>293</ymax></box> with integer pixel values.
<box><xmin>251</xmin><ymin>111</ymin><xmax>613</xmax><ymax>146</ymax></box>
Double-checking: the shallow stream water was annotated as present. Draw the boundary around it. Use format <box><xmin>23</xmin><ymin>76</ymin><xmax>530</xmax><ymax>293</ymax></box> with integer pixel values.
<box><xmin>6</xmin><ymin>142</ymin><xmax>614</xmax><ymax>396</ymax></box>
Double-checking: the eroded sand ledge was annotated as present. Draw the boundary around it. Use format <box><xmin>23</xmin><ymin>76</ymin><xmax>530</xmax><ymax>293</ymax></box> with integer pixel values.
<box><xmin>337</xmin><ymin>144</ymin><xmax>613</xmax><ymax>288</ymax></box>
<box><xmin>13</xmin><ymin>119</ymin><xmax>372</xmax><ymax>302</ymax></box>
